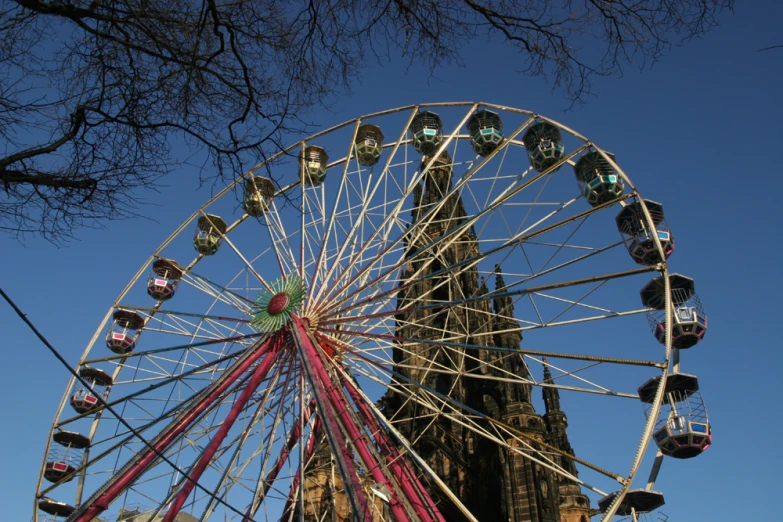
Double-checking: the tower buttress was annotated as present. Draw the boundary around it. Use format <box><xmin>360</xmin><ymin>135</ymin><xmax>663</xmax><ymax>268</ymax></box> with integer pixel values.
<box><xmin>491</xmin><ymin>266</ymin><xmax>561</xmax><ymax>522</ymax></box>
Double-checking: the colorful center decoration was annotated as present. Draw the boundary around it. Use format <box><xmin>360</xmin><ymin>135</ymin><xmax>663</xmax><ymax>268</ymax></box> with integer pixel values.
<box><xmin>267</xmin><ymin>292</ymin><xmax>290</xmax><ymax>315</ymax></box>
<box><xmin>250</xmin><ymin>276</ymin><xmax>306</xmax><ymax>332</ymax></box>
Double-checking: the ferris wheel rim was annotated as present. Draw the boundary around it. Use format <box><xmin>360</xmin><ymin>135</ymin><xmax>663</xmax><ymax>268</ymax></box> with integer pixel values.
<box><xmin>36</xmin><ymin>102</ymin><xmax>684</xmax><ymax>522</ymax></box>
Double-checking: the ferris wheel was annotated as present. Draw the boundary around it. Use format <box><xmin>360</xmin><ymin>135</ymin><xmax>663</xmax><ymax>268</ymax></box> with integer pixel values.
<box><xmin>35</xmin><ymin>103</ymin><xmax>712</xmax><ymax>522</ymax></box>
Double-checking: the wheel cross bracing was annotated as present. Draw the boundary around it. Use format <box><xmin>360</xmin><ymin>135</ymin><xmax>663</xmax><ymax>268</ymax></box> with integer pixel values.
<box><xmin>36</xmin><ymin>103</ymin><xmax>711</xmax><ymax>522</ymax></box>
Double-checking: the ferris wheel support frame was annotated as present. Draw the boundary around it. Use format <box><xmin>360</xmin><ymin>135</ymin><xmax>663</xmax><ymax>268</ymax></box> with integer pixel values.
<box><xmin>291</xmin><ymin>318</ymin><xmax>375</xmax><ymax>520</ymax></box>
<box><xmin>66</xmin><ymin>335</ymin><xmax>277</xmax><ymax>522</ymax></box>
<box><xmin>161</xmin><ymin>337</ymin><xmax>285</xmax><ymax>522</ymax></box>
<box><xmin>319</xmin><ymin>334</ymin><xmax>447</xmax><ymax>522</ymax></box>
<box><xmin>292</xmin><ymin>317</ymin><xmax>420</xmax><ymax>522</ymax></box>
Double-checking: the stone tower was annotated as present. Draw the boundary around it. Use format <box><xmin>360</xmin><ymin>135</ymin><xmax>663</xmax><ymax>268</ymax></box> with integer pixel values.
<box><xmin>542</xmin><ymin>361</ymin><xmax>593</xmax><ymax>522</ymax></box>
<box><xmin>492</xmin><ymin>267</ymin><xmax>560</xmax><ymax>522</ymax></box>
<box><xmin>300</xmin><ymin>151</ymin><xmax>590</xmax><ymax>521</ymax></box>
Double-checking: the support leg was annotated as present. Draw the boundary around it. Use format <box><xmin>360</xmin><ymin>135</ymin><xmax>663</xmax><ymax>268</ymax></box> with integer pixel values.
<box><xmin>69</xmin><ymin>336</ymin><xmax>277</xmax><ymax>522</ymax></box>
<box><xmin>162</xmin><ymin>338</ymin><xmax>285</xmax><ymax>521</ymax></box>
<box><xmin>343</xmin><ymin>375</ymin><xmax>445</xmax><ymax>522</ymax></box>
<box><xmin>292</xmin><ymin>317</ymin><xmax>411</xmax><ymax>522</ymax></box>
<box><xmin>290</xmin><ymin>319</ymin><xmax>373</xmax><ymax>521</ymax></box>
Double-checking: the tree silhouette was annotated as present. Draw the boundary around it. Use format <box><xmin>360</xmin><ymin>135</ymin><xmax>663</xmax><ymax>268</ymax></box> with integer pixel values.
<box><xmin>1</xmin><ymin>0</ymin><xmax>733</xmax><ymax>241</ymax></box>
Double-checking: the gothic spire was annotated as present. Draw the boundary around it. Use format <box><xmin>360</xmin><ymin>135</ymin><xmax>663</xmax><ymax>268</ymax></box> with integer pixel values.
<box><xmin>411</xmin><ymin>182</ymin><xmax>423</xmax><ymax>223</ymax></box>
<box><xmin>493</xmin><ymin>264</ymin><xmax>515</xmax><ymax>319</ymax></box>
<box><xmin>421</xmin><ymin>150</ymin><xmax>453</xmax><ymax>199</ymax></box>
<box><xmin>542</xmin><ymin>358</ymin><xmax>561</xmax><ymax>414</ymax></box>
<box><xmin>479</xmin><ymin>276</ymin><xmax>488</xmax><ymax>296</ymax></box>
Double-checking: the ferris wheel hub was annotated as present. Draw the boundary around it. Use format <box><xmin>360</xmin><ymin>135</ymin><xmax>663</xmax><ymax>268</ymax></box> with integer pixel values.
<box><xmin>250</xmin><ymin>276</ymin><xmax>306</xmax><ymax>332</ymax></box>
<box><xmin>267</xmin><ymin>292</ymin><xmax>290</xmax><ymax>314</ymax></box>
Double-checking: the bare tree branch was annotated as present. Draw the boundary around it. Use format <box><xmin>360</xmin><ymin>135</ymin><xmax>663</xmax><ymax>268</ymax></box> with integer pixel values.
<box><xmin>0</xmin><ymin>0</ymin><xmax>733</xmax><ymax>242</ymax></box>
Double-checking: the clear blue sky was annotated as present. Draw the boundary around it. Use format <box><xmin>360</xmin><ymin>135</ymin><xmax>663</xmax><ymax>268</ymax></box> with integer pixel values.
<box><xmin>3</xmin><ymin>3</ymin><xmax>781</xmax><ymax>520</ymax></box>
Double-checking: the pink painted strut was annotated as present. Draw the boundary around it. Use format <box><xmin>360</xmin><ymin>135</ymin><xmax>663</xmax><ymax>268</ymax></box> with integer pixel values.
<box><xmin>293</xmin><ymin>319</ymin><xmax>411</xmax><ymax>522</ymax></box>
<box><xmin>291</xmin><ymin>319</ymin><xmax>373</xmax><ymax>521</ymax></box>
<box><xmin>162</xmin><ymin>337</ymin><xmax>284</xmax><ymax>522</ymax></box>
<box><xmin>278</xmin><ymin>415</ymin><xmax>322</xmax><ymax>522</ymax></box>
<box><xmin>342</xmin><ymin>376</ymin><xmax>445</xmax><ymax>522</ymax></box>
<box><xmin>71</xmin><ymin>336</ymin><xmax>278</xmax><ymax>522</ymax></box>
<box><xmin>316</xmin><ymin>333</ymin><xmax>443</xmax><ymax>522</ymax></box>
